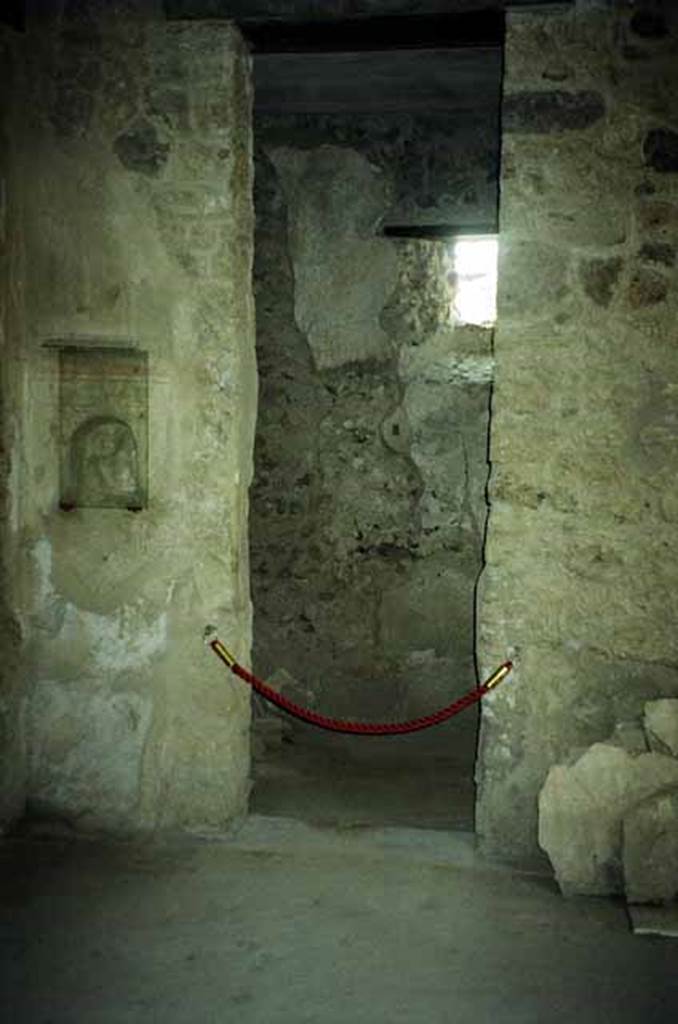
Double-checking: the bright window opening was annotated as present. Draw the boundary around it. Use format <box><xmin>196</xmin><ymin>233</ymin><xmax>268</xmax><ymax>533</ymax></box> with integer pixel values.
<box><xmin>449</xmin><ymin>236</ymin><xmax>498</xmax><ymax>326</ymax></box>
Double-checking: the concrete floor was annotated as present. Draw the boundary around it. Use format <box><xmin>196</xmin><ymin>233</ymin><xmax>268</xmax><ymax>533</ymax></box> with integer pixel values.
<box><xmin>2</xmin><ymin>816</ymin><xmax>677</xmax><ymax>1024</ymax></box>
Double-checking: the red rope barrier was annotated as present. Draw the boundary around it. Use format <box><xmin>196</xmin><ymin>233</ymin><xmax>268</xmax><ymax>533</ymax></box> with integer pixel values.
<box><xmin>208</xmin><ymin>635</ymin><xmax>512</xmax><ymax>736</ymax></box>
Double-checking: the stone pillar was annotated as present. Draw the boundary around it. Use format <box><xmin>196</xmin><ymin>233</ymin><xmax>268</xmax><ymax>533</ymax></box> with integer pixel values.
<box><xmin>477</xmin><ymin>2</ymin><xmax>678</xmax><ymax>860</ymax></box>
<box><xmin>1</xmin><ymin>3</ymin><xmax>256</xmax><ymax>834</ymax></box>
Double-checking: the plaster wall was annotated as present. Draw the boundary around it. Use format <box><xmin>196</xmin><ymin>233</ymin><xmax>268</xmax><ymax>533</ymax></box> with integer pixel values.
<box><xmin>0</xmin><ymin>5</ymin><xmax>256</xmax><ymax>834</ymax></box>
<box><xmin>250</xmin><ymin>123</ymin><xmax>493</xmax><ymax>754</ymax></box>
<box><xmin>477</xmin><ymin>3</ymin><xmax>678</xmax><ymax>860</ymax></box>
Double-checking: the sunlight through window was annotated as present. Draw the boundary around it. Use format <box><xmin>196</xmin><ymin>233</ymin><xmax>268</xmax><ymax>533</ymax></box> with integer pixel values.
<box><xmin>449</xmin><ymin>236</ymin><xmax>498</xmax><ymax>327</ymax></box>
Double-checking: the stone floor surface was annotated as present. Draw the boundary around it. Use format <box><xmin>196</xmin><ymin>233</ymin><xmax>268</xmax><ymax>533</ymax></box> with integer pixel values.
<box><xmin>250</xmin><ymin>717</ymin><xmax>478</xmax><ymax>831</ymax></box>
<box><xmin>2</xmin><ymin>815</ymin><xmax>677</xmax><ymax>1024</ymax></box>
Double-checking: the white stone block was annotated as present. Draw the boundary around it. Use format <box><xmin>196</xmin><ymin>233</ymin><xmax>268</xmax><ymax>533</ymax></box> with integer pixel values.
<box><xmin>538</xmin><ymin>743</ymin><xmax>678</xmax><ymax>896</ymax></box>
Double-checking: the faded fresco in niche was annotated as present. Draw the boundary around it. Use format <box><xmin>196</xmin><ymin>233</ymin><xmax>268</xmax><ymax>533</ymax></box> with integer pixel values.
<box><xmin>69</xmin><ymin>417</ymin><xmax>141</xmax><ymax>508</ymax></box>
<box><xmin>59</xmin><ymin>347</ymin><xmax>148</xmax><ymax>510</ymax></box>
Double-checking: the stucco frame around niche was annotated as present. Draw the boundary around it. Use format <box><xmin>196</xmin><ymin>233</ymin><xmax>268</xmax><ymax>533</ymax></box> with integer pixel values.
<box><xmin>57</xmin><ymin>345</ymin><xmax>149</xmax><ymax>511</ymax></box>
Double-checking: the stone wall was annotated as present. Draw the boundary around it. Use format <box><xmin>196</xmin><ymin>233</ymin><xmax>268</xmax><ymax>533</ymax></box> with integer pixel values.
<box><xmin>477</xmin><ymin>2</ymin><xmax>678</xmax><ymax>860</ymax></box>
<box><xmin>0</xmin><ymin>3</ymin><xmax>256</xmax><ymax>834</ymax></box>
<box><xmin>0</xmin><ymin>26</ymin><xmax>26</xmax><ymax>829</ymax></box>
<box><xmin>250</xmin><ymin>122</ymin><xmax>493</xmax><ymax>754</ymax></box>
<box><xmin>258</xmin><ymin>111</ymin><xmax>498</xmax><ymax>230</ymax></box>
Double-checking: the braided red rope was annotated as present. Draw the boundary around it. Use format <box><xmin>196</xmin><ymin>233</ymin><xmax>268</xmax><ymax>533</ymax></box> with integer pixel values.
<box><xmin>209</xmin><ymin>637</ymin><xmax>512</xmax><ymax>736</ymax></box>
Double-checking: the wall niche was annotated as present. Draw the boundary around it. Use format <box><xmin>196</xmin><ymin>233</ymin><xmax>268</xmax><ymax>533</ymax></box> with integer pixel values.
<box><xmin>58</xmin><ymin>347</ymin><xmax>149</xmax><ymax>511</ymax></box>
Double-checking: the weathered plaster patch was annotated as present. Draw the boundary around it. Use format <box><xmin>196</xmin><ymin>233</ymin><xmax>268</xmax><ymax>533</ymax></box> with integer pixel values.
<box><xmin>427</xmin><ymin>356</ymin><xmax>495</xmax><ymax>385</ymax></box>
<box><xmin>81</xmin><ymin>607</ymin><xmax>168</xmax><ymax>674</ymax></box>
<box><xmin>32</xmin><ymin>537</ymin><xmax>54</xmax><ymax>606</ymax></box>
<box><xmin>32</xmin><ymin>540</ymin><xmax>168</xmax><ymax>672</ymax></box>
<box><xmin>270</xmin><ymin>145</ymin><xmax>396</xmax><ymax>370</ymax></box>
<box><xmin>27</xmin><ymin>681</ymin><xmax>152</xmax><ymax>829</ymax></box>
<box><xmin>29</xmin><ymin>538</ymin><xmax>67</xmax><ymax>636</ymax></box>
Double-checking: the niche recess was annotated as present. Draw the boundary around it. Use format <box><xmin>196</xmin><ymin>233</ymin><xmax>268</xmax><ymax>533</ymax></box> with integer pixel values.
<box><xmin>58</xmin><ymin>347</ymin><xmax>149</xmax><ymax>511</ymax></box>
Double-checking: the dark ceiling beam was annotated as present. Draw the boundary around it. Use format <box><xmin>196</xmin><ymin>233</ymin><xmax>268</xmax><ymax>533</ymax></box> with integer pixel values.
<box><xmin>164</xmin><ymin>1</ymin><xmax>574</xmax><ymax>21</ymax></box>
<box><xmin>382</xmin><ymin>223</ymin><xmax>497</xmax><ymax>238</ymax></box>
<box><xmin>254</xmin><ymin>48</ymin><xmax>502</xmax><ymax>114</ymax></box>
<box><xmin>239</xmin><ymin>12</ymin><xmax>504</xmax><ymax>53</ymax></box>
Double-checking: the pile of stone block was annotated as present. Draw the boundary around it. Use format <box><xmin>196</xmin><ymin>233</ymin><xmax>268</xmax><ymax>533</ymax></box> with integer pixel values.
<box><xmin>538</xmin><ymin>700</ymin><xmax>678</xmax><ymax>904</ymax></box>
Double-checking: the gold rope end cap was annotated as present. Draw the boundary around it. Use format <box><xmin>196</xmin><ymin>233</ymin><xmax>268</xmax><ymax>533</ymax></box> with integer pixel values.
<box><xmin>484</xmin><ymin>661</ymin><xmax>513</xmax><ymax>691</ymax></box>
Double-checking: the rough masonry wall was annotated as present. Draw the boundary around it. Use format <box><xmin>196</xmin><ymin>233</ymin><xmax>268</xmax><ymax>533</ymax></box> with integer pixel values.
<box><xmin>258</xmin><ymin>111</ymin><xmax>498</xmax><ymax>231</ymax></box>
<box><xmin>1</xmin><ymin>3</ymin><xmax>256</xmax><ymax>834</ymax></box>
<box><xmin>0</xmin><ymin>27</ymin><xmax>25</xmax><ymax>828</ymax></box>
<box><xmin>477</xmin><ymin>3</ymin><xmax>678</xmax><ymax>860</ymax></box>
<box><xmin>250</xmin><ymin>125</ymin><xmax>493</xmax><ymax>750</ymax></box>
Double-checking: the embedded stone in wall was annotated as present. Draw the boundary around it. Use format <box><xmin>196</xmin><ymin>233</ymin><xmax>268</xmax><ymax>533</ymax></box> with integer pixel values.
<box><xmin>643</xmin><ymin>129</ymin><xmax>678</xmax><ymax>173</ymax></box>
<box><xmin>645</xmin><ymin>699</ymin><xmax>678</xmax><ymax>757</ymax></box>
<box><xmin>144</xmin><ymin>83</ymin><xmax>191</xmax><ymax>133</ymax></box>
<box><xmin>608</xmin><ymin>720</ymin><xmax>648</xmax><ymax>756</ymax></box>
<box><xmin>502</xmin><ymin>135</ymin><xmax>629</xmax><ymax>247</ymax></box>
<box><xmin>637</xmin><ymin>199</ymin><xmax>678</xmax><ymax>236</ymax></box>
<box><xmin>638</xmin><ymin>242</ymin><xmax>675</xmax><ymax>266</ymax></box>
<box><xmin>579</xmin><ymin>256</ymin><xmax>622</xmax><ymax>307</ymax></box>
<box><xmin>627</xmin><ymin>268</ymin><xmax>668</xmax><ymax>307</ymax></box>
<box><xmin>623</xmin><ymin>791</ymin><xmax>678</xmax><ymax>904</ymax></box>
<box><xmin>113</xmin><ymin>117</ymin><xmax>170</xmax><ymax>176</ymax></box>
<box><xmin>538</xmin><ymin>743</ymin><xmax>678</xmax><ymax>896</ymax></box>
<box><xmin>503</xmin><ymin>90</ymin><xmax>605</xmax><ymax>134</ymax></box>
<box><xmin>498</xmin><ymin>239</ymin><xmax>569</xmax><ymax>320</ymax></box>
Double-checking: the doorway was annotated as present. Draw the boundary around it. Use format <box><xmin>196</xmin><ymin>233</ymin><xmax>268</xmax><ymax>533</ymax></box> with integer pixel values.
<box><xmin>245</xmin><ymin>16</ymin><xmax>503</xmax><ymax>831</ymax></box>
